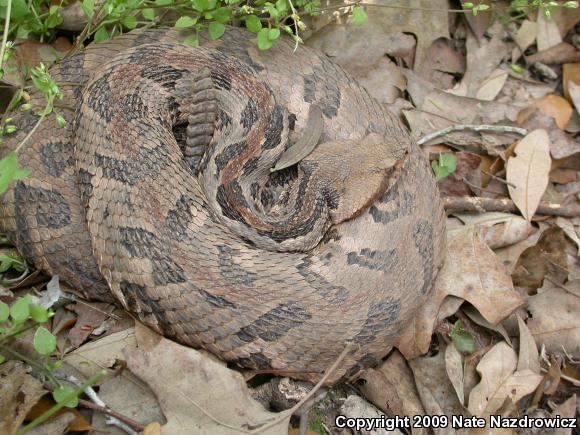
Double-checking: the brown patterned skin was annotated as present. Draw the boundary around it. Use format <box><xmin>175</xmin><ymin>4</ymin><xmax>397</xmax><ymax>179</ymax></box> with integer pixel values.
<box><xmin>0</xmin><ymin>28</ymin><xmax>446</xmax><ymax>383</ymax></box>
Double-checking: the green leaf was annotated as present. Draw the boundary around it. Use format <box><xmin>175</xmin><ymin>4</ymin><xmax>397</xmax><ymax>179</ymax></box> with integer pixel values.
<box><xmin>46</xmin><ymin>10</ymin><xmax>63</xmax><ymax>29</ymax></box>
<box><xmin>183</xmin><ymin>34</ymin><xmax>199</xmax><ymax>46</ymax></box>
<box><xmin>431</xmin><ymin>153</ymin><xmax>457</xmax><ymax>181</ymax></box>
<box><xmin>155</xmin><ymin>0</ymin><xmax>172</xmax><ymax>5</ymax></box>
<box><xmin>351</xmin><ymin>6</ymin><xmax>367</xmax><ymax>24</ymax></box>
<box><xmin>192</xmin><ymin>0</ymin><xmax>208</xmax><ymax>12</ymax></box>
<box><xmin>56</xmin><ymin>114</ymin><xmax>67</xmax><ymax>128</ymax></box>
<box><xmin>121</xmin><ymin>15</ymin><xmax>138</xmax><ymax>29</ymax></box>
<box><xmin>268</xmin><ymin>28</ymin><xmax>280</xmax><ymax>40</ymax></box>
<box><xmin>7</xmin><ymin>0</ymin><xmax>29</xmax><ymax>19</ymax></box>
<box><xmin>93</xmin><ymin>27</ymin><xmax>110</xmax><ymax>43</ymax></box>
<box><xmin>0</xmin><ymin>301</ymin><xmax>9</xmax><ymax>322</ymax></box>
<box><xmin>142</xmin><ymin>8</ymin><xmax>155</xmax><ymax>20</ymax></box>
<box><xmin>53</xmin><ymin>386</ymin><xmax>79</xmax><ymax>408</ymax></box>
<box><xmin>510</xmin><ymin>64</ymin><xmax>525</xmax><ymax>74</ymax></box>
<box><xmin>10</xmin><ymin>295</ymin><xmax>32</xmax><ymax>323</ymax></box>
<box><xmin>245</xmin><ymin>15</ymin><xmax>262</xmax><ymax>33</ymax></box>
<box><xmin>257</xmin><ymin>28</ymin><xmax>273</xmax><ymax>50</ymax></box>
<box><xmin>34</xmin><ymin>326</ymin><xmax>56</xmax><ymax>356</ymax></box>
<box><xmin>82</xmin><ymin>0</ymin><xmax>95</xmax><ymax>18</ymax></box>
<box><xmin>212</xmin><ymin>7</ymin><xmax>232</xmax><ymax>23</ymax></box>
<box><xmin>0</xmin><ymin>152</ymin><xmax>29</xmax><ymax>195</ymax></box>
<box><xmin>175</xmin><ymin>16</ymin><xmax>197</xmax><ymax>28</ymax></box>
<box><xmin>208</xmin><ymin>22</ymin><xmax>225</xmax><ymax>40</ymax></box>
<box><xmin>450</xmin><ymin>320</ymin><xmax>476</xmax><ymax>354</ymax></box>
<box><xmin>30</xmin><ymin>304</ymin><xmax>49</xmax><ymax>323</ymax></box>
<box><xmin>439</xmin><ymin>153</ymin><xmax>457</xmax><ymax>172</ymax></box>
<box><xmin>0</xmin><ymin>354</ymin><xmax>5</xmax><ymax>364</ymax></box>
<box><xmin>276</xmin><ymin>0</ymin><xmax>288</xmax><ymax>13</ymax></box>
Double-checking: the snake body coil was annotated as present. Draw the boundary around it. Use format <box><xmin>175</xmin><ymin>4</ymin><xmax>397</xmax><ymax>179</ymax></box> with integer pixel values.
<box><xmin>0</xmin><ymin>28</ymin><xmax>446</xmax><ymax>383</ymax></box>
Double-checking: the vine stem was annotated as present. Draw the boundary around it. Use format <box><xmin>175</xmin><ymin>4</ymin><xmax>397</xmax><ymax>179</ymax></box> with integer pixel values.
<box><xmin>0</xmin><ymin>344</ymin><xmax>60</xmax><ymax>388</ymax></box>
<box><xmin>0</xmin><ymin>0</ymin><xmax>12</xmax><ymax>74</ymax></box>
<box><xmin>17</xmin><ymin>371</ymin><xmax>106</xmax><ymax>434</ymax></box>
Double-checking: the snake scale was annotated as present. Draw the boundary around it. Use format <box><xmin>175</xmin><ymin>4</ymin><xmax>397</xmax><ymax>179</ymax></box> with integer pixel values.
<box><xmin>0</xmin><ymin>28</ymin><xmax>446</xmax><ymax>383</ymax></box>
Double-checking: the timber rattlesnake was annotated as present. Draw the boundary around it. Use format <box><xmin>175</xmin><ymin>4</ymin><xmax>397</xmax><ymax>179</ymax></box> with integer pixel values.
<box><xmin>0</xmin><ymin>28</ymin><xmax>446</xmax><ymax>383</ymax></box>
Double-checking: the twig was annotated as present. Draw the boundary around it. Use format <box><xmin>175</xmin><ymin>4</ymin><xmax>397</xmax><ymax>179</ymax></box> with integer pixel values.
<box><xmin>78</xmin><ymin>399</ymin><xmax>146</xmax><ymax>432</ymax></box>
<box><xmin>249</xmin><ymin>344</ymin><xmax>352</xmax><ymax>434</ymax></box>
<box><xmin>443</xmin><ymin>196</ymin><xmax>580</xmax><ymax>218</ymax></box>
<box><xmin>56</xmin><ymin>372</ymin><xmax>139</xmax><ymax>435</ymax></box>
<box><xmin>14</xmin><ymin>115</ymin><xmax>45</xmax><ymax>154</ymax></box>
<box><xmin>417</xmin><ymin>124</ymin><xmax>528</xmax><ymax>146</ymax></box>
<box><xmin>482</xmin><ymin>169</ymin><xmax>517</xmax><ymax>188</ymax></box>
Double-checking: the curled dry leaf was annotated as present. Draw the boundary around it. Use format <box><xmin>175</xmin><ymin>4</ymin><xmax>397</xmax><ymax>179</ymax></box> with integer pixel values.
<box><xmin>468</xmin><ymin>342</ymin><xmax>542</xmax><ymax>417</ymax></box>
<box><xmin>506</xmin><ymin>130</ymin><xmax>552</xmax><ymax>222</ymax></box>
<box><xmin>123</xmin><ymin>323</ymin><xmax>289</xmax><ymax>434</ymax></box>
<box><xmin>454</xmin><ymin>212</ymin><xmax>536</xmax><ymax>249</ymax></box>
<box><xmin>396</xmin><ymin>226</ymin><xmax>522</xmax><ymax>358</ymax></box>
<box><xmin>555</xmin><ymin>217</ymin><xmax>580</xmax><ymax>252</ymax></box>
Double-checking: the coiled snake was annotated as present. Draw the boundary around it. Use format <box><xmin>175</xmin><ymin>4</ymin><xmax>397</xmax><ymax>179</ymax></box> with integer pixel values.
<box><xmin>0</xmin><ymin>28</ymin><xmax>445</xmax><ymax>383</ymax></box>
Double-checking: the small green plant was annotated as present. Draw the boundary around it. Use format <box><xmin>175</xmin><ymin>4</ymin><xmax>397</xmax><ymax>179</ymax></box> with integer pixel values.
<box><xmin>0</xmin><ymin>295</ymin><xmax>106</xmax><ymax>434</ymax></box>
<box><xmin>449</xmin><ymin>320</ymin><xmax>476</xmax><ymax>354</ymax></box>
<box><xmin>431</xmin><ymin>153</ymin><xmax>457</xmax><ymax>182</ymax></box>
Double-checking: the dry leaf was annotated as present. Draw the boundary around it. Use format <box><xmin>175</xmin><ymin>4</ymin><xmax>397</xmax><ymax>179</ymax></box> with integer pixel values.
<box><xmin>357</xmin><ymin>350</ymin><xmax>426</xmax><ymax>434</ymax></box>
<box><xmin>460</xmin><ymin>0</ymin><xmax>491</xmax><ymax>41</ymax></box>
<box><xmin>506</xmin><ymin>129</ymin><xmax>551</xmax><ymax>221</ymax></box>
<box><xmin>520</xmin><ymin>110</ymin><xmax>580</xmax><ymax>159</ymax></box>
<box><xmin>0</xmin><ymin>361</ymin><xmax>46</xmax><ymax>435</ymax></box>
<box><xmin>526</xmin><ymin>280</ymin><xmax>580</xmax><ymax>354</ymax></box>
<box><xmin>564</xmin><ymin>63</ymin><xmax>580</xmax><ymax>104</ymax></box>
<box><xmin>396</xmin><ymin>226</ymin><xmax>522</xmax><ymax>358</ymax></box>
<box><xmin>511</xmin><ymin>227</ymin><xmax>568</xmax><ymax>290</ymax></box>
<box><xmin>445</xmin><ymin>343</ymin><xmax>465</xmax><ymax>405</ymax></box>
<box><xmin>459</xmin><ymin>23</ymin><xmax>512</xmax><ymax>98</ymax></box>
<box><xmin>124</xmin><ymin>323</ymin><xmax>289</xmax><ymax>434</ymax></box>
<box><xmin>476</xmin><ymin>69</ymin><xmax>509</xmax><ymax>101</ymax></box>
<box><xmin>537</xmin><ymin>10</ymin><xmax>562</xmax><ymax>52</ymax></box>
<box><xmin>341</xmin><ymin>395</ymin><xmax>404</xmax><ymax>435</ymax></box>
<box><xmin>27</xmin><ymin>412</ymin><xmax>76</xmax><ymax>435</ymax></box>
<box><xmin>26</xmin><ymin>396</ymin><xmax>92</xmax><ymax>433</ymax></box>
<box><xmin>454</xmin><ymin>212</ymin><xmax>536</xmax><ymax>249</ymax></box>
<box><xmin>513</xmin><ymin>20</ymin><xmax>539</xmax><ymax>59</ymax></box>
<box><xmin>68</xmin><ymin>302</ymin><xmax>114</xmax><ymax>348</ymax></box>
<box><xmin>65</xmin><ymin>328</ymin><xmax>135</xmax><ymax>378</ymax></box>
<box><xmin>528</xmin><ymin>42</ymin><xmax>580</xmax><ymax>65</ymax></box>
<box><xmin>409</xmin><ymin>343</ymin><xmax>466</xmax><ymax>435</ymax></box>
<box><xmin>552</xmin><ymin>395</ymin><xmax>577</xmax><ymax>435</ymax></box>
<box><xmin>555</xmin><ymin>217</ymin><xmax>580</xmax><ymax>252</ymax></box>
<box><xmin>516</xmin><ymin>316</ymin><xmax>540</xmax><ymax>375</ymax></box>
<box><xmin>518</xmin><ymin>95</ymin><xmax>573</xmax><ymax>130</ymax></box>
<box><xmin>417</xmin><ymin>38</ymin><xmax>466</xmax><ymax>90</ymax></box>
<box><xmin>468</xmin><ymin>342</ymin><xmax>542</xmax><ymax>417</ymax></box>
